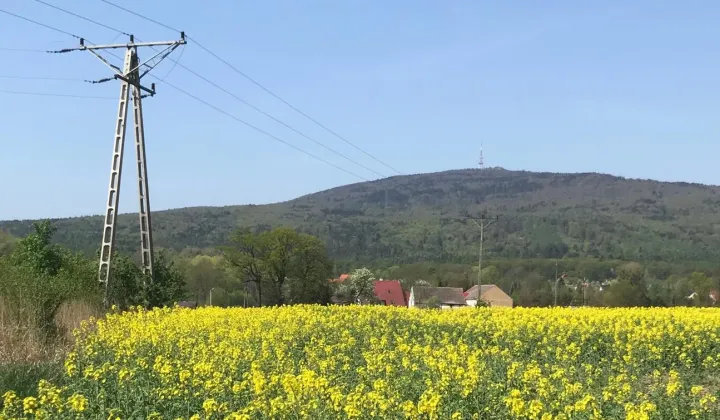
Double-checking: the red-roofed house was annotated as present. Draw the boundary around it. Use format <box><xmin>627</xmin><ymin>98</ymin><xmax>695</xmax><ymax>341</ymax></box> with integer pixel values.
<box><xmin>329</xmin><ymin>273</ymin><xmax>350</xmax><ymax>283</ymax></box>
<box><xmin>373</xmin><ymin>280</ymin><xmax>407</xmax><ymax>307</ymax></box>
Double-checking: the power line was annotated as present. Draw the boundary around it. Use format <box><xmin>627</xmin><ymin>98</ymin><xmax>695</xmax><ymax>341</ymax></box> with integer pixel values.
<box><xmin>155</xmin><ymin>77</ymin><xmax>370</xmax><ymax>182</ymax></box>
<box><xmin>188</xmin><ymin>39</ymin><xmax>403</xmax><ymax>176</ymax></box>
<box><xmin>165</xmin><ymin>58</ymin><xmax>387</xmax><ymax>178</ymax></box>
<box><xmin>45</xmin><ymin>1</ymin><xmax>387</xmax><ymax>179</ymax></box>
<box><xmin>0</xmin><ymin>47</ymin><xmax>48</xmax><ymax>53</ymax></box>
<box><xmin>138</xmin><ymin>48</ymin><xmax>387</xmax><ymax>178</ymax></box>
<box><xmin>101</xmin><ymin>49</ymin><xmax>371</xmax><ymax>181</ymax></box>
<box><xmin>0</xmin><ymin>75</ymin><xmax>87</xmax><ymax>82</ymax></box>
<box><xmin>0</xmin><ymin>7</ymin><xmax>82</xmax><ymax>39</ymax></box>
<box><xmin>98</xmin><ymin>0</ymin><xmax>403</xmax><ymax>176</ymax></box>
<box><xmin>157</xmin><ymin>44</ymin><xmax>184</xmax><ymax>81</ymax></box>
<box><xmin>99</xmin><ymin>0</ymin><xmax>179</xmax><ymax>33</ymax></box>
<box><xmin>7</xmin><ymin>7</ymin><xmax>371</xmax><ymax>181</ymax></box>
<box><xmin>33</xmin><ymin>0</ymin><xmax>131</xmax><ymax>36</ymax></box>
<box><xmin>0</xmin><ymin>89</ymin><xmax>115</xmax><ymax>99</ymax></box>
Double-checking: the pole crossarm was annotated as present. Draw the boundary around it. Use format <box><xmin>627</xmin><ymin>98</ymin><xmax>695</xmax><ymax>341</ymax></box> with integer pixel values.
<box><xmin>76</xmin><ymin>33</ymin><xmax>185</xmax><ymax>98</ymax></box>
<box><xmin>113</xmin><ymin>73</ymin><xmax>156</xmax><ymax>96</ymax></box>
<box><xmin>78</xmin><ymin>37</ymin><xmax>186</xmax><ymax>51</ymax></box>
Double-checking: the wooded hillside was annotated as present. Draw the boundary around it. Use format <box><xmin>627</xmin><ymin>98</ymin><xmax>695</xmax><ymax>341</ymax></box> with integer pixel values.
<box><xmin>3</xmin><ymin>167</ymin><xmax>720</xmax><ymax>264</ymax></box>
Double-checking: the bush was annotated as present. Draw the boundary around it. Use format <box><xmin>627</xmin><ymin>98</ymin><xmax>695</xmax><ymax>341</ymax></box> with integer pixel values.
<box><xmin>0</xmin><ymin>222</ymin><xmax>99</xmax><ymax>340</ymax></box>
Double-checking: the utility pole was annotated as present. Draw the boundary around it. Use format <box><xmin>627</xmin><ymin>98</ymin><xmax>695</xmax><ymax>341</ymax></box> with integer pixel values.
<box><xmin>209</xmin><ymin>287</ymin><xmax>216</xmax><ymax>306</ymax></box>
<box><xmin>554</xmin><ymin>272</ymin><xmax>567</xmax><ymax>307</ymax></box>
<box><xmin>466</xmin><ymin>213</ymin><xmax>498</xmax><ymax>291</ymax></box>
<box><xmin>64</xmin><ymin>34</ymin><xmax>186</xmax><ymax>306</ymax></box>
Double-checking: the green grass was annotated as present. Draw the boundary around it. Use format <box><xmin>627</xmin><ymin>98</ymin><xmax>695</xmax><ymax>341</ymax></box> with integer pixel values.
<box><xmin>0</xmin><ymin>361</ymin><xmax>63</xmax><ymax>400</ymax></box>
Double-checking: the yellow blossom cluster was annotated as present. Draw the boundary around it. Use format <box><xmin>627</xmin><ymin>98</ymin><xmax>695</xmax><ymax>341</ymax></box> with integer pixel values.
<box><xmin>2</xmin><ymin>305</ymin><xmax>720</xmax><ymax>419</ymax></box>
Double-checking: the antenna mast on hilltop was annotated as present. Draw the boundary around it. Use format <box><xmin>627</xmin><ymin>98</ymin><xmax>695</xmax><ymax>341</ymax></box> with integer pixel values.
<box><xmin>62</xmin><ymin>33</ymin><xmax>186</xmax><ymax>305</ymax></box>
<box><xmin>478</xmin><ymin>140</ymin><xmax>485</xmax><ymax>170</ymax></box>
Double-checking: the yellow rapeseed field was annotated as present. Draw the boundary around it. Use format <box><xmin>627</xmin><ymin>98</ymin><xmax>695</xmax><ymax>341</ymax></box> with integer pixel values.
<box><xmin>2</xmin><ymin>305</ymin><xmax>720</xmax><ymax>419</ymax></box>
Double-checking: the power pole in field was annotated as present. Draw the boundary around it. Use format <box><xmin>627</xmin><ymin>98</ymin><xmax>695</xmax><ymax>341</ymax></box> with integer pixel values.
<box><xmin>465</xmin><ymin>213</ymin><xmax>498</xmax><ymax>290</ymax></box>
<box><xmin>64</xmin><ymin>34</ymin><xmax>186</xmax><ymax>305</ymax></box>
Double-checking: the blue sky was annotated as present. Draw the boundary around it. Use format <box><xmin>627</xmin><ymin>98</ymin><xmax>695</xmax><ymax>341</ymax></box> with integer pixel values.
<box><xmin>1</xmin><ymin>0</ymin><xmax>719</xmax><ymax>220</ymax></box>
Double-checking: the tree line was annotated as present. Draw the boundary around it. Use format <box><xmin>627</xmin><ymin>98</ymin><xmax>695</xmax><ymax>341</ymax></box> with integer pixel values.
<box><xmin>2</xmin><ymin>220</ymin><xmax>719</xmax><ymax>340</ymax></box>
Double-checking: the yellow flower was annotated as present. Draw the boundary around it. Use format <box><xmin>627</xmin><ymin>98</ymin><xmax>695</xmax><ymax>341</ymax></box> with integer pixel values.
<box><xmin>203</xmin><ymin>398</ymin><xmax>219</xmax><ymax>413</ymax></box>
<box><xmin>22</xmin><ymin>396</ymin><xmax>38</xmax><ymax>415</ymax></box>
<box><xmin>1</xmin><ymin>305</ymin><xmax>719</xmax><ymax>418</ymax></box>
<box><xmin>2</xmin><ymin>391</ymin><xmax>18</xmax><ymax>409</ymax></box>
<box><xmin>67</xmin><ymin>393</ymin><xmax>88</xmax><ymax>412</ymax></box>
<box><xmin>666</xmin><ymin>370</ymin><xmax>680</xmax><ymax>396</ymax></box>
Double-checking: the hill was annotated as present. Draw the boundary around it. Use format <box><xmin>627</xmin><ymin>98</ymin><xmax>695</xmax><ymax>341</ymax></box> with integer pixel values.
<box><xmin>2</xmin><ymin>167</ymin><xmax>720</xmax><ymax>264</ymax></box>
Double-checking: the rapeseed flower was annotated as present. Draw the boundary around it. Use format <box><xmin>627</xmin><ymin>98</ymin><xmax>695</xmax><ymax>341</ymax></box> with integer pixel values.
<box><xmin>2</xmin><ymin>306</ymin><xmax>720</xmax><ymax>418</ymax></box>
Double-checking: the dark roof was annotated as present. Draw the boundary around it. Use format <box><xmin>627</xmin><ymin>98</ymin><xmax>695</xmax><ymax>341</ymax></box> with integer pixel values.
<box><xmin>464</xmin><ymin>285</ymin><xmax>495</xmax><ymax>300</ymax></box>
<box><xmin>330</xmin><ymin>295</ymin><xmax>353</xmax><ymax>305</ymax></box>
<box><xmin>178</xmin><ymin>300</ymin><xmax>197</xmax><ymax>308</ymax></box>
<box><xmin>373</xmin><ymin>280</ymin><xmax>407</xmax><ymax>307</ymax></box>
<box><xmin>413</xmin><ymin>286</ymin><xmax>466</xmax><ymax>305</ymax></box>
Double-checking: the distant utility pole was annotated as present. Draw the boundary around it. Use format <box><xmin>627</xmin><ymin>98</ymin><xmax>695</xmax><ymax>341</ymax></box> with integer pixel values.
<box><xmin>64</xmin><ymin>34</ymin><xmax>186</xmax><ymax>305</ymax></box>
<box><xmin>554</xmin><ymin>271</ymin><xmax>567</xmax><ymax>307</ymax></box>
<box><xmin>465</xmin><ymin>213</ymin><xmax>498</xmax><ymax>290</ymax></box>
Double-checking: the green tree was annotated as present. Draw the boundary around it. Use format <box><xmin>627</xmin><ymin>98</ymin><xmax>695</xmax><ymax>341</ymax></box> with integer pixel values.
<box><xmin>646</xmin><ymin>277</ymin><xmax>673</xmax><ymax>306</ymax></box>
<box><xmin>287</xmin><ymin>234</ymin><xmax>332</xmax><ymax>304</ymax></box>
<box><xmin>222</xmin><ymin>228</ymin><xmax>268</xmax><ymax>306</ymax></box>
<box><xmin>182</xmin><ymin>255</ymin><xmax>228</xmax><ymax>305</ymax></box>
<box><xmin>603</xmin><ymin>262</ymin><xmax>649</xmax><ymax>307</ymax></box>
<box><xmin>9</xmin><ymin>221</ymin><xmax>63</xmax><ymax>276</ymax></box>
<box><xmin>616</xmin><ymin>262</ymin><xmax>645</xmax><ymax>287</ymax></box>
<box><xmin>339</xmin><ymin>267</ymin><xmax>376</xmax><ymax>304</ymax></box>
<box><xmin>513</xmin><ymin>272</ymin><xmax>553</xmax><ymax>307</ymax></box>
<box><xmin>146</xmin><ymin>251</ymin><xmax>187</xmax><ymax>308</ymax></box>
<box><xmin>1</xmin><ymin>221</ymin><xmax>98</xmax><ymax>339</ymax></box>
<box><xmin>0</xmin><ymin>229</ymin><xmax>16</xmax><ymax>257</ymax></box>
<box><xmin>262</xmin><ymin>227</ymin><xmax>301</xmax><ymax>305</ymax></box>
<box><xmin>479</xmin><ymin>265</ymin><xmax>501</xmax><ymax>285</ymax></box>
<box><xmin>106</xmin><ymin>253</ymin><xmax>145</xmax><ymax>309</ymax></box>
<box><xmin>603</xmin><ymin>279</ymin><xmax>647</xmax><ymax>307</ymax></box>
<box><xmin>105</xmin><ymin>251</ymin><xmax>186</xmax><ymax>309</ymax></box>
<box><xmin>223</xmin><ymin>227</ymin><xmax>333</xmax><ymax>306</ymax></box>
<box><xmin>688</xmin><ymin>272</ymin><xmax>714</xmax><ymax>306</ymax></box>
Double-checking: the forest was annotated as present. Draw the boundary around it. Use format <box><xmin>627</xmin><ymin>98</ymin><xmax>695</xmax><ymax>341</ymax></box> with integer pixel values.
<box><xmin>4</xmin><ymin>168</ymin><xmax>720</xmax><ymax>265</ymax></box>
<box><xmin>2</xmin><ymin>167</ymin><xmax>720</xmax><ymax>311</ymax></box>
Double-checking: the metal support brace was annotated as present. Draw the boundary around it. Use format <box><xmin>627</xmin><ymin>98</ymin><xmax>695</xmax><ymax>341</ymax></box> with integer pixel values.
<box><xmin>99</xmin><ymin>48</ymin><xmax>133</xmax><ymax>302</ymax></box>
<box><xmin>131</xmin><ymin>52</ymin><xmax>155</xmax><ymax>278</ymax></box>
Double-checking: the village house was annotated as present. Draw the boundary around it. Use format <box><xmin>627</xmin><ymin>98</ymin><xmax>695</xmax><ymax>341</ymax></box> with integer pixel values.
<box><xmin>373</xmin><ymin>280</ymin><xmax>407</xmax><ymax>307</ymax></box>
<box><xmin>408</xmin><ymin>286</ymin><xmax>467</xmax><ymax>309</ymax></box>
<box><xmin>328</xmin><ymin>274</ymin><xmax>409</xmax><ymax>306</ymax></box>
<box><xmin>464</xmin><ymin>284</ymin><xmax>513</xmax><ymax>307</ymax></box>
